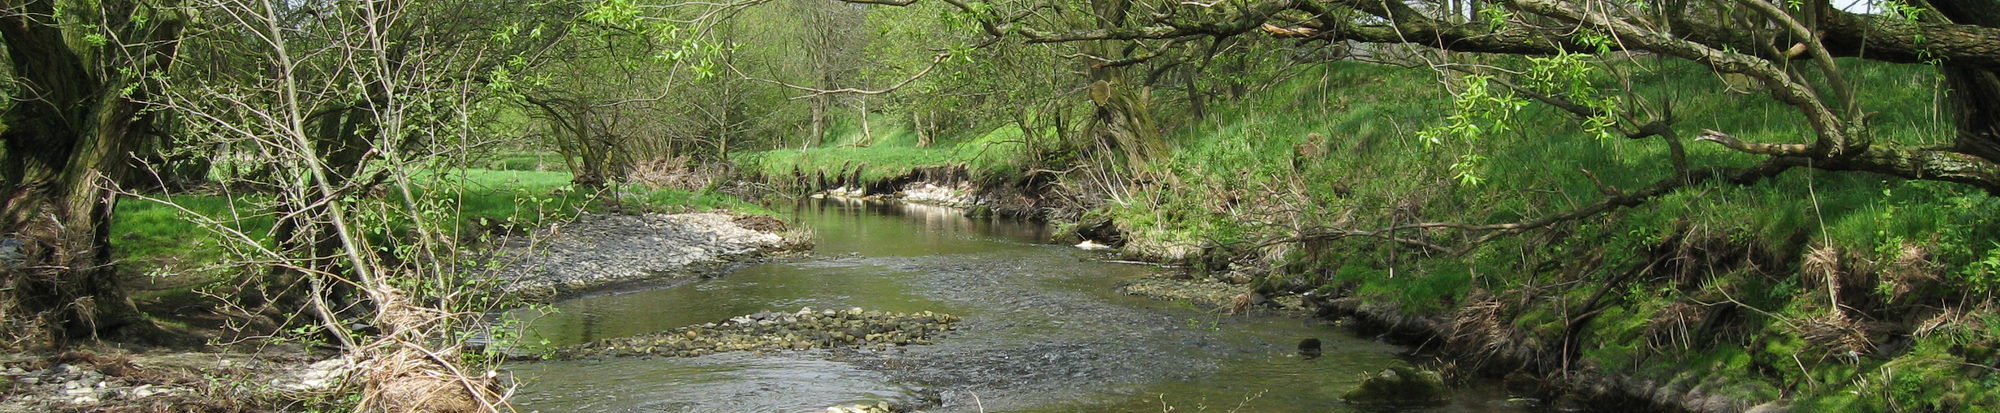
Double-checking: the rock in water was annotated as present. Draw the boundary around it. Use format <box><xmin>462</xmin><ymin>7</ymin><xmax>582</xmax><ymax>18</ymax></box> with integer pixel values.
<box><xmin>1341</xmin><ymin>366</ymin><xmax>1449</xmax><ymax>405</ymax></box>
<box><xmin>1297</xmin><ymin>338</ymin><xmax>1322</xmax><ymax>359</ymax></box>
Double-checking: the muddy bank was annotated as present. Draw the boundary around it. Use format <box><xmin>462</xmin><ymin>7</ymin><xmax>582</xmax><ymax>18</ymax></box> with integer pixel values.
<box><xmin>1118</xmin><ymin>274</ymin><xmax>1308</xmax><ymax>315</ymax></box>
<box><xmin>490</xmin><ymin>212</ymin><xmax>810</xmax><ymax>298</ymax></box>
<box><xmin>1080</xmin><ymin>215</ymin><xmax>1775</xmax><ymax>413</ymax></box>
<box><xmin>1302</xmin><ymin>293</ymin><xmax>1782</xmax><ymax>413</ymax></box>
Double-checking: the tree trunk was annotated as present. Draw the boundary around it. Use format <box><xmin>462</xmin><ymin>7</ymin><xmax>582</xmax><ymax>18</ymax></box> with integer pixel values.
<box><xmin>810</xmin><ymin>94</ymin><xmax>827</xmax><ymax>148</ymax></box>
<box><xmin>915</xmin><ymin>112</ymin><xmax>933</xmax><ymax>148</ymax></box>
<box><xmin>859</xmin><ymin>97</ymin><xmax>872</xmax><ymax>146</ymax></box>
<box><xmin>0</xmin><ymin>103</ymin><xmax>150</xmax><ymax>344</ymax></box>
<box><xmin>1185</xmin><ymin>63</ymin><xmax>1209</xmax><ymax>121</ymax></box>
<box><xmin>260</xmin><ymin>103</ymin><xmax>376</xmax><ymax>332</ymax></box>
<box><xmin>1930</xmin><ymin>1</ymin><xmax>2000</xmax><ymax>163</ymax></box>
<box><xmin>0</xmin><ymin>0</ymin><xmax>181</xmax><ymax>346</ymax></box>
<box><xmin>1077</xmin><ymin>0</ymin><xmax>1168</xmax><ymax>168</ymax></box>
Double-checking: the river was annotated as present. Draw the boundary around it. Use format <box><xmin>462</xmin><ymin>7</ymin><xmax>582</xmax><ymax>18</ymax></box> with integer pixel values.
<box><xmin>501</xmin><ymin>198</ymin><xmax>1538</xmax><ymax>412</ymax></box>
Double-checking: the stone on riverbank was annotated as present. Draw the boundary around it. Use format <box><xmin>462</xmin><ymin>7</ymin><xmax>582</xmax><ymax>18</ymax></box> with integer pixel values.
<box><xmin>824</xmin><ymin>401</ymin><xmax>898</xmax><ymax>413</ymax></box>
<box><xmin>492</xmin><ymin>212</ymin><xmax>810</xmax><ymax>297</ymax></box>
<box><xmin>899</xmin><ymin>182</ymin><xmax>977</xmax><ymax>209</ymax></box>
<box><xmin>1342</xmin><ymin>366</ymin><xmax>1450</xmax><ymax>406</ymax></box>
<box><xmin>0</xmin><ymin>349</ymin><xmax>352</xmax><ymax>412</ymax></box>
<box><xmin>553</xmin><ymin>307</ymin><xmax>960</xmax><ymax>359</ymax></box>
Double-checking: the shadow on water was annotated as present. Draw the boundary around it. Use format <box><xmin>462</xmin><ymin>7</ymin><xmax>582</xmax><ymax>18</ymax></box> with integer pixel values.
<box><xmin>504</xmin><ymin>198</ymin><xmax>1540</xmax><ymax>412</ymax></box>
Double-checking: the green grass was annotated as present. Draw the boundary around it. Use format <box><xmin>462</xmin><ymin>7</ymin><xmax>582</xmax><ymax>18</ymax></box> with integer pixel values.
<box><xmin>483</xmin><ymin>151</ymin><xmax>565</xmax><ymax>171</ymax></box>
<box><xmin>717</xmin><ymin>57</ymin><xmax>2000</xmax><ymax>409</ymax></box>
<box><xmin>113</xmin><ymin>195</ymin><xmax>274</xmax><ymax>277</ymax></box>
<box><xmin>112</xmin><ymin>168</ymin><xmax>768</xmax><ymax>282</ymax></box>
<box><xmin>1105</xmin><ymin>59</ymin><xmax>2000</xmax><ymax>409</ymax></box>
<box><xmin>733</xmin><ymin>120</ymin><xmax>1037</xmax><ymax>191</ymax></box>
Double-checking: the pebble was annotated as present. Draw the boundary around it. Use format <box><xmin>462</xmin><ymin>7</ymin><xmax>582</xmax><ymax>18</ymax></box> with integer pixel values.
<box><xmin>551</xmin><ymin>307</ymin><xmax>960</xmax><ymax>359</ymax></box>
<box><xmin>493</xmin><ymin>213</ymin><xmax>806</xmax><ymax>294</ymax></box>
<box><xmin>824</xmin><ymin>401</ymin><xmax>897</xmax><ymax>413</ymax></box>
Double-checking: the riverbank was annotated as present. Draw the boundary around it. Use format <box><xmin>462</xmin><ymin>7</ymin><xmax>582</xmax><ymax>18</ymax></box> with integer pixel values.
<box><xmin>735</xmin><ymin>152</ymin><xmax>1819</xmax><ymax>413</ymax></box>
<box><xmin>1063</xmin><ymin>61</ymin><xmax>2000</xmax><ymax>413</ymax></box>
<box><xmin>730</xmin><ymin>61</ymin><xmax>2000</xmax><ymax>412</ymax></box>
<box><xmin>489</xmin><ymin>211</ymin><xmax>812</xmax><ymax>299</ymax></box>
<box><xmin>502</xmin><ymin>198</ymin><xmax>1533</xmax><ymax>412</ymax></box>
<box><xmin>0</xmin><ymin>169</ymin><xmax>799</xmax><ymax>412</ymax></box>
<box><xmin>0</xmin><ymin>345</ymin><xmax>354</xmax><ymax>412</ymax></box>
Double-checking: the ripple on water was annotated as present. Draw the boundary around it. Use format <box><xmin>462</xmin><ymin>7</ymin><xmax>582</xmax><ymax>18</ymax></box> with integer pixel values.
<box><xmin>504</xmin><ymin>200</ymin><xmax>1540</xmax><ymax>413</ymax></box>
<box><xmin>511</xmin><ymin>353</ymin><xmax>924</xmax><ymax>413</ymax></box>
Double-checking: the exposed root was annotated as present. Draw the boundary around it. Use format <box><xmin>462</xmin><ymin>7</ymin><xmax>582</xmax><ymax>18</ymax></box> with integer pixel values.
<box><xmin>1792</xmin><ymin>312</ymin><xmax>1872</xmax><ymax>361</ymax></box>
<box><xmin>1450</xmin><ymin>293</ymin><xmax>1514</xmax><ymax>359</ymax></box>
<box><xmin>361</xmin><ymin>345</ymin><xmax>494</xmax><ymax>413</ymax></box>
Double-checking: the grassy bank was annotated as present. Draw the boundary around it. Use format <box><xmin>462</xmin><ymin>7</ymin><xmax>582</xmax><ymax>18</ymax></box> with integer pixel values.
<box><xmin>1110</xmin><ymin>60</ymin><xmax>1999</xmax><ymax>410</ymax></box>
<box><xmin>731</xmin><ymin>120</ymin><xmax>1039</xmax><ymax>192</ymax></box>
<box><xmin>112</xmin><ymin>168</ymin><xmax>768</xmax><ymax>299</ymax></box>
<box><xmin>723</xmin><ymin>57</ymin><xmax>2000</xmax><ymax>410</ymax></box>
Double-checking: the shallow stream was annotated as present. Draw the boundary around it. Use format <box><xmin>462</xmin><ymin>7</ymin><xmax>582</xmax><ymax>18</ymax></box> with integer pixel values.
<box><xmin>503</xmin><ymin>199</ymin><xmax>1536</xmax><ymax>412</ymax></box>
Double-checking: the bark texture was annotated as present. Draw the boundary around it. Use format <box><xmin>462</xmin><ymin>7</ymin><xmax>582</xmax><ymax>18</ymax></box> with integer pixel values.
<box><xmin>0</xmin><ymin>0</ymin><xmax>183</xmax><ymax>345</ymax></box>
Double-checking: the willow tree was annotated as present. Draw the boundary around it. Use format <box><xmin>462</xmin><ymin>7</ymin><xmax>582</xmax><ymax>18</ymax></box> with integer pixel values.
<box><xmin>0</xmin><ymin>0</ymin><xmax>184</xmax><ymax>345</ymax></box>
<box><xmin>152</xmin><ymin>0</ymin><xmax>563</xmax><ymax>408</ymax></box>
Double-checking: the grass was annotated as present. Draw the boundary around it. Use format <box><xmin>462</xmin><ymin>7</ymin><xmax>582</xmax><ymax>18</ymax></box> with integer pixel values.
<box><xmin>716</xmin><ymin>56</ymin><xmax>1999</xmax><ymax>409</ymax></box>
<box><xmin>111</xmin><ymin>168</ymin><xmax>769</xmax><ymax>286</ymax></box>
<box><xmin>732</xmin><ymin>118</ymin><xmax>1038</xmax><ymax>191</ymax></box>
<box><xmin>482</xmin><ymin>152</ymin><xmax>566</xmax><ymax>171</ymax></box>
<box><xmin>1101</xmin><ymin>59</ymin><xmax>1999</xmax><ymax>409</ymax></box>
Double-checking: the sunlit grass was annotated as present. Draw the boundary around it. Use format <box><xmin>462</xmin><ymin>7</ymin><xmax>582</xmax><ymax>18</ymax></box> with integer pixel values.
<box><xmin>734</xmin><ymin>123</ymin><xmax>1035</xmax><ymax>189</ymax></box>
<box><xmin>111</xmin><ymin>168</ymin><xmax>768</xmax><ymax>281</ymax></box>
<box><xmin>1113</xmin><ymin>59</ymin><xmax>1998</xmax><ymax>409</ymax></box>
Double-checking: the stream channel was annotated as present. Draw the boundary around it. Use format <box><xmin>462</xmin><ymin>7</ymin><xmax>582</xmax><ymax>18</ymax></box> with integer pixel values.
<box><xmin>501</xmin><ymin>199</ymin><xmax>1538</xmax><ymax>412</ymax></box>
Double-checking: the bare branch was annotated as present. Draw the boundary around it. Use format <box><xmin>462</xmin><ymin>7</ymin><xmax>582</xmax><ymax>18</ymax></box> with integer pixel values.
<box><xmin>727</xmin><ymin>52</ymin><xmax>951</xmax><ymax>100</ymax></box>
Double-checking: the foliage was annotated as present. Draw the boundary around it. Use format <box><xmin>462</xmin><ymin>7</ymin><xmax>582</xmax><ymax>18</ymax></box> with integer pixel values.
<box><xmin>734</xmin><ymin>122</ymin><xmax>1039</xmax><ymax>191</ymax></box>
<box><xmin>1104</xmin><ymin>56</ymin><xmax>2000</xmax><ymax>409</ymax></box>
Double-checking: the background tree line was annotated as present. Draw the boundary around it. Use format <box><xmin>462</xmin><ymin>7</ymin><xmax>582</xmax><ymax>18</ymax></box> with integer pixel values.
<box><xmin>7</xmin><ymin>0</ymin><xmax>2000</xmax><ymax>409</ymax></box>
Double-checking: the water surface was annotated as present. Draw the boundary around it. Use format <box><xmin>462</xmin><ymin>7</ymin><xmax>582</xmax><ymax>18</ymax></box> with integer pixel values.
<box><xmin>505</xmin><ymin>199</ymin><xmax>1535</xmax><ymax>412</ymax></box>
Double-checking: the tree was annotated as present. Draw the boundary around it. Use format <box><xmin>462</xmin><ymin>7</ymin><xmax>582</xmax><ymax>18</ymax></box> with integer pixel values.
<box><xmin>797</xmin><ymin>0</ymin><xmax>869</xmax><ymax>146</ymax></box>
<box><xmin>152</xmin><ymin>0</ymin><xmax>554</xmax><ymax>408</ymax></box>
<box><xmin>0</xmin><ymin>0</ymin><xmax>185</xmax><ymax>345</ymax></box>
<box><xmin>806</xmin><ymin>0</ymin><xmax>2000</xmax><ymax>234</ymax></box>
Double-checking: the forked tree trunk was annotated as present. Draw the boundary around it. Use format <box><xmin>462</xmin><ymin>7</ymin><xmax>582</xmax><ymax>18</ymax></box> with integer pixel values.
<box><xmin>0</xmin><ymin>96</ymin><xmax>152</xmax><ymax>344</ymax></box>
<box><xmin>0</xmin><ymin>0</ymin><xmax>181</xmax><ymax>346</ymax></box>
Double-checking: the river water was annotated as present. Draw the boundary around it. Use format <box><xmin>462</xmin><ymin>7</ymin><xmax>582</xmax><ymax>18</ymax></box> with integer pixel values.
<box><xmin>502</xmin><ymin>199</ymin><xmax>1537</xmax><ymax>412</ymax></box>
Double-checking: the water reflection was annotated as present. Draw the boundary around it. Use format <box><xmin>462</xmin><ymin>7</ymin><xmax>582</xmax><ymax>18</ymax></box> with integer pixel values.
<box><xmin>511</xmin><ymin>353</ymin><xmax>923</xmax><ymax>412</ymax></box>
<box><xmin>803</xmin><ymin>198</ymin><xmax>1050</xmax><ymax>256</ymax></box>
